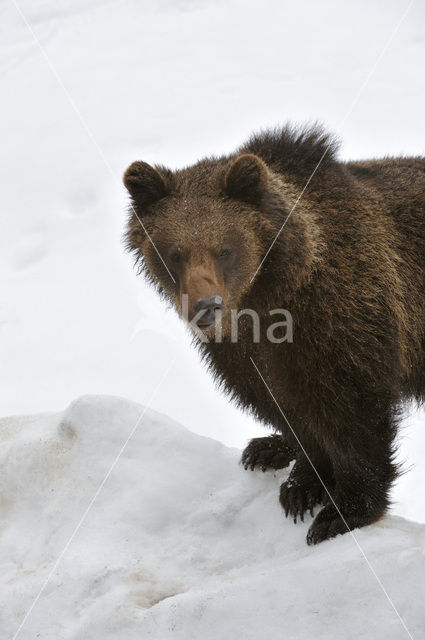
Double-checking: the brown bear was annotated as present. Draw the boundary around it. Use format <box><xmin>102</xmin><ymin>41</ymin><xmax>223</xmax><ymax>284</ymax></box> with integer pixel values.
<box><xmin>123</xmin><ymin>125</ymin><xmax>425</xmax><ymax>544</ymax></box>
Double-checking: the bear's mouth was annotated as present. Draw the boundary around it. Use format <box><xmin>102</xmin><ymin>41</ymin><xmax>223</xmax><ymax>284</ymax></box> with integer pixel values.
<box><xmin>196</xmin><ymin>320</ymin><xmax>215</xmax><ymax>331</ymax></box>
<box><xmin>194</xmin><ymin>311</ymin><xmax>218</xmax><ymax>331</ymax></box>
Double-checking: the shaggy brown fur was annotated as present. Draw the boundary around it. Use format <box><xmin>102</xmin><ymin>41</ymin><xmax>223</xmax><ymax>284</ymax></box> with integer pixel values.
<box><xmin>123</xmin><ymin>124</ymin><xmax>425</xmax><ymax>544</ymax></box>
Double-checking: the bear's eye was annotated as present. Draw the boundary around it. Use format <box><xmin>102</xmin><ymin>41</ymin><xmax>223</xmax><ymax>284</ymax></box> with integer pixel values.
<box><xmin>218</xmin><ymin>248</ymin><xmax>231</xmax><ymax>260</ymax></box>
<box><xmin>170</xmin><ymin>251</ymin><xmax>182</xmax><ymax>264</ymax></box>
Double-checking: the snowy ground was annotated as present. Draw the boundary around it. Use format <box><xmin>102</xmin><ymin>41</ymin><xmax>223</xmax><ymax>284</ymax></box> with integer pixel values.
<box><xmin>1</xmin><ymin>395</ymin><xmax>424</xmax><ymax>639</ymax></box>
<box><xmin>1</xmin><ymin>0</ymin><xmax>425</xmax><ymax>636</ymax></box>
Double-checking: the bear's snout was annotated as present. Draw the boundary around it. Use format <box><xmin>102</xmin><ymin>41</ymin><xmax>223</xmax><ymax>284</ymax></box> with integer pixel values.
<box><xmin>193</xmin><ymin>295</ymin><xmax>224</xmax><ymax>329</ymax></box>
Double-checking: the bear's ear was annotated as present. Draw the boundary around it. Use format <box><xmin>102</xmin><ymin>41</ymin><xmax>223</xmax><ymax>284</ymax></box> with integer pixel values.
<box><xmin>224</xmin><ymin>154</ymin><xmax>268</xmax><ymax>204</ymax></box>
<box><xmin>123</xmin><ymin>161</ymin><xmax>170</xmax><ymax>208</ymax></box>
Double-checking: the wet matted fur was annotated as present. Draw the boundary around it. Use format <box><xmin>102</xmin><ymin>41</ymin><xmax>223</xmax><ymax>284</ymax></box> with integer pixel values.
<box><xmin>123</xmin><ymin>124</ymin><xmax>425</xmax><ymax>544</ymax></box>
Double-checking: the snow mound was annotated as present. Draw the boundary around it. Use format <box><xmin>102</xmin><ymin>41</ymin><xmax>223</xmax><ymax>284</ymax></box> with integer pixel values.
<box><xmin>1</xmin><ymin>395</ymin><xmax>424</xmax><ymax>639</ymax></box>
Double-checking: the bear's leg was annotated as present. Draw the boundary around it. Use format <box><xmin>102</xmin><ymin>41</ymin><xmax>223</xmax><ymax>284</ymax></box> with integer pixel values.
<box><xmin>279</xmin><ymin>445</ymin><xmax>334</xmax><ymax>522</ymax></box>
<box><xmin>241</xmin><ymin>435</ymin><xmax>296</xmax><ymax>471</ymax></box>
<box><xmin>306</xmin><ymin>403</ymin><xmax>398</xmax><ymax>545</ymax></box>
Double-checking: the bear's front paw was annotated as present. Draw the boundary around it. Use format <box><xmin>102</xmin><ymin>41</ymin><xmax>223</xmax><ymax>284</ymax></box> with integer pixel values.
<box><xmin>306</xmin><ymin>504</ymin><xmax>349</xmax><ymax>545</ymax></box>
<box><xmin>279</xmin><ymin>480</ymin><xmax>329</xmax><ymax>523</ymax></box>
<box><xmin>241</xmin><ymin>436</ymin><xmax>295</xmax><ymax>472</ymax></box>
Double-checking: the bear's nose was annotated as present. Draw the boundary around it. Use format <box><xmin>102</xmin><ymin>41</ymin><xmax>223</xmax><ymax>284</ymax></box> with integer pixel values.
<box><xmin>194</xmin><ymin>295</ymin><xmax>224</xmax><ymax>314</ymax></box>
<box><xmin>193</xmin><ymin>296</ymin><xmax>225</xmax><ymax>329</ymax></box>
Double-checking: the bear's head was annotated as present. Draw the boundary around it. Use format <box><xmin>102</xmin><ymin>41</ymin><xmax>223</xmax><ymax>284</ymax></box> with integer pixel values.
<box><xmin>123</xmin><ymin>153</ymin><xmax>316</xmax><ymax>337</ymax></box>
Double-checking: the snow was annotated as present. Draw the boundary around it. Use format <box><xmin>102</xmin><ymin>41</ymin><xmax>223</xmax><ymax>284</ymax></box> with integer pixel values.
<box><xmin>1</xmin><ymin>395</ymin><xmax>424</xmax><ymax>639</ymax></box>
<box><xmin>1</xmin><ymin>0</ymin><xmax>425</xmax><ymax>635</ymax></box>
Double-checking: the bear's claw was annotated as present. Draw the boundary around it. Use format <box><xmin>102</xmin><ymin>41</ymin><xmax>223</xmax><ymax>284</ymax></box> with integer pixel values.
<box><xmin>279</xmin><ymin>481</ymin><xmax>329</xmax><ymax>524</ymax></box>
<box><xmin>241</xmin><ymin>436</ymin><xmax>295</xmax><ymax>472</ymax></box>
<box><xmin>306</xmin><ymin>504</ymin><xmax>350</xmax><ymax>544</ymax></box>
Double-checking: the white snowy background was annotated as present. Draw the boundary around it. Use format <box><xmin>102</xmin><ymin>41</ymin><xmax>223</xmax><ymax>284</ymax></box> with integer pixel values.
<box><xmin>1</xmin><ymin>0</ymin><xmax>425</xmax><ymax>638</ymax></box>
